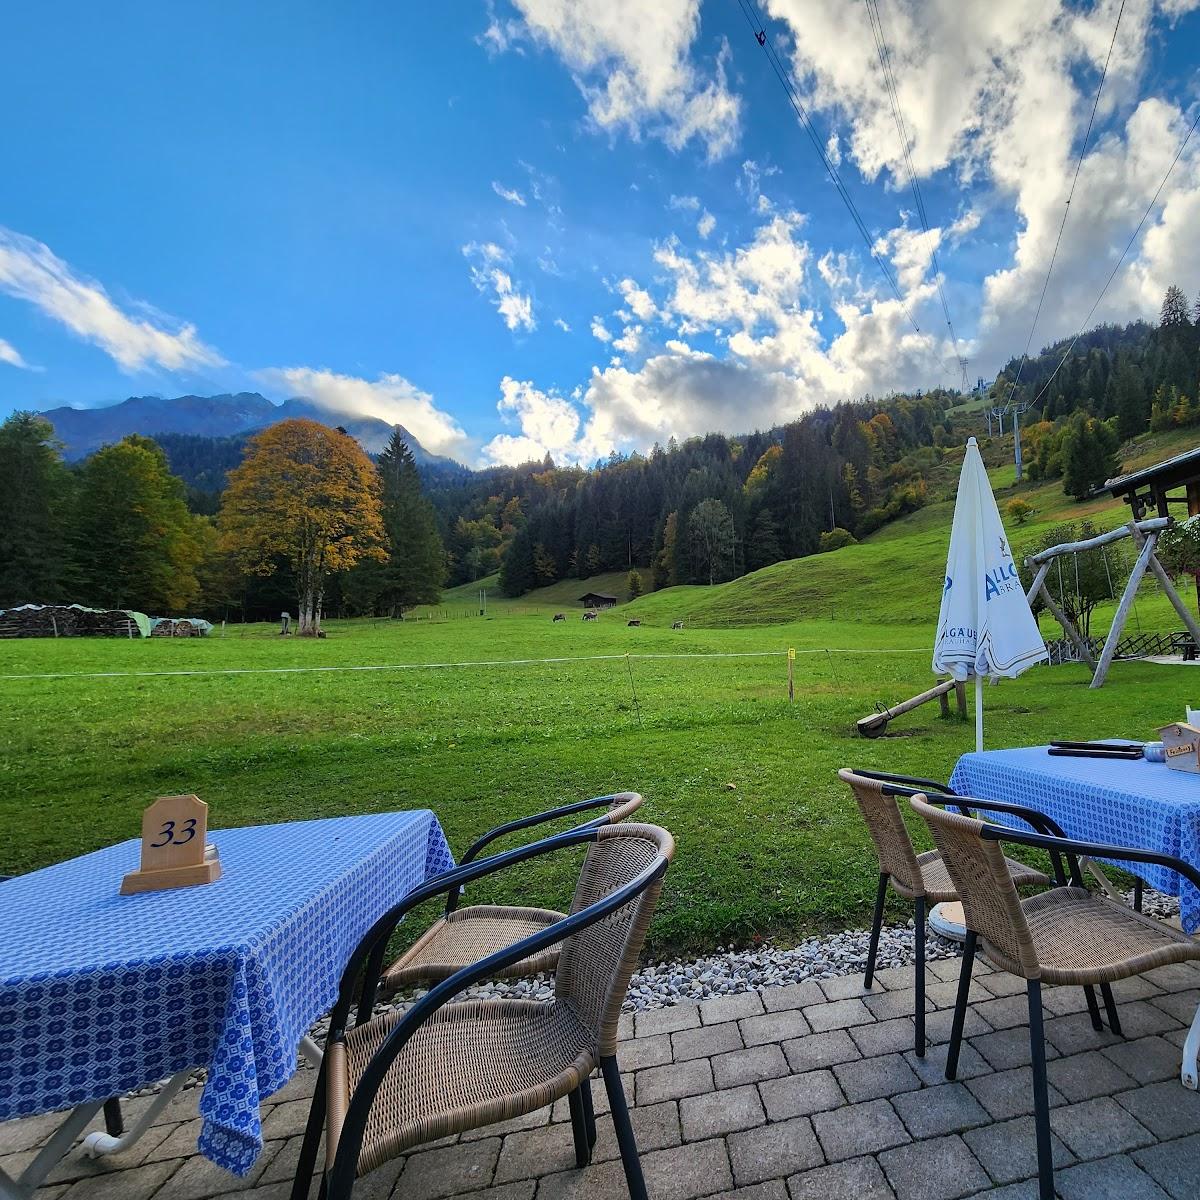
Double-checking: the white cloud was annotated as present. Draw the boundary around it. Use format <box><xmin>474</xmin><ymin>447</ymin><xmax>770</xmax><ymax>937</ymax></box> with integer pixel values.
<box><xmin>613</xmin><ymin>323</ymin><xmax>644</xmax><ymax>354</ymax></box>
<box><xmin>483</xmin><ymin>375</ymin><xmax>585</xmax><ymax>465</ymax></box>
<box><xmin>462</xmin><ymin>241</ymin><xmax>536</xmax><ymax>332</ymax></box>
<box><xmin>492</xmin><ymin>180</ymin><xmax>527</xmax><ymax>206</ymax></box>
<box><xmin>697</xmin><ymin>210</ymin><xmax>717</xmax><ymax>239</ymax></box>
<box><xmin>496</xmin><ymin>0</ymin><xmax>741</xmax><ymax>159</ymax></box>
<box><xmin>258</xmin><ymin>367</ymin><xmax>470</xmax><ymax>459</ymax></box>
<box><xmin>669</xmin><ymin>194</ymin><xmax>701</xmax><ymax>211</ymax></box>
<box><xmin>617</xmin><ymin>277</ymin><xmax>657</xmax><ymax>322</ymax></box>
<box><xmin>763</xmin><ymin>0</ymin><xmax>1200</xmax><ymax>369</ymax></box>
<box><xmin>0</xmin><ymin>227</ymin><xmax>224</xmax><ymax>373</ymax></box>
<box><xmin>554</xmin><ymin>317</ymin><xmax>572</xmax><ymax>331</ymax></box>
<box><xmin>590</xmin><ymin>316</ymin><xmax>612</xmax><ymax>342</ymax></box>
<box><xmin>0</xmin><ymin>337</ymin><xmax>30</xmax><ymax>369</ymax></box>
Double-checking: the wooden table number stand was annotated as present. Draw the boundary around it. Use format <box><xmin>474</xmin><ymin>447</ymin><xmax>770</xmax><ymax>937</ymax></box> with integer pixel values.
<box><xmin>120</xmin><ymin>794</ymin><xmax>222</xmax><ymax>894</ymax></box>
<box><xmin>1159</xmin><ymin>723</ymin><xmax>1200</xmax><ymax>773</ymax></box>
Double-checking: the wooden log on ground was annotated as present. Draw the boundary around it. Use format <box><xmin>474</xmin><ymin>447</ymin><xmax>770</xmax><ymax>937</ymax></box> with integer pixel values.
<box><xmin>857</xmin><ymin>678</ymin><xmax>957</xmax><ymax>738</ymax></box>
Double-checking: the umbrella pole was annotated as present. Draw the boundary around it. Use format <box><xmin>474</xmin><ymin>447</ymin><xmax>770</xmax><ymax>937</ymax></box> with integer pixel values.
<box><xmin>975</xmin><ymin>674</ymin><xmax>984</xmax><ymax>753</ymax></box>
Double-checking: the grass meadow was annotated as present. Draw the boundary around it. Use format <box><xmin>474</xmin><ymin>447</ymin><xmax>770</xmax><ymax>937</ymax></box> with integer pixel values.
<box><xmin>4</xmin><ymin>600</ymin><xmax>1199</xmax><ymax>954</ymax></box>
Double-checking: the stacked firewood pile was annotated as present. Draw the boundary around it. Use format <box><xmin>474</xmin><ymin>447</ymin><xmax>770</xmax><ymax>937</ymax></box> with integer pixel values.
<box><xmin>0</xmin><ymin>604</ymin><xmax>147</xmax><ymax>638</ymax></box>
<box><xmin>150</xmin><ymin>618</ymin><xmax>212</xmax><ymax>637</ymax></box>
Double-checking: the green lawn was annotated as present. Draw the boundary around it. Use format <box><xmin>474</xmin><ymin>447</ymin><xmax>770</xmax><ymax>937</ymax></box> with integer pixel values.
<box><xmin>4</xmin><ymin>606</ymin><xmax>1199</xmax><ymax>954</ymax></box>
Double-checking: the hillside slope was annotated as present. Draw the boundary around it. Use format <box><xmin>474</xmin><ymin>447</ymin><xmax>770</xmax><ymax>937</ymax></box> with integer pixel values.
<box><xmin>627</xmin><ymin>427</ymin><xmax>1200</xmax><ymax>628</ymax></box>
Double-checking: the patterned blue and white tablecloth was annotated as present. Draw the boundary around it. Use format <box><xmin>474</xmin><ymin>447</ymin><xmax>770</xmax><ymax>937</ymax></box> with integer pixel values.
<box><xmin>950</xmin><ymin>747</ymin><xmax>1200</xmax><ymax>933</ymax></box>
<box><xmin>0</xmin><ymin>810</ymin><xmax>454</xmax><ymax>1175</ymax></box>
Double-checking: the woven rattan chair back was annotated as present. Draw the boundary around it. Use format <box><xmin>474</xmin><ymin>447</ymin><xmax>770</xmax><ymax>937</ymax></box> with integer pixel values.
<box><xmin>911</xmin><ymin>796</ymin><xmax>1040</xmax><ymax>978</ymax></box>
<box><xmin>605</xmin><ymin>792</ymin><xmax>644</xmax><ymax>823</ymax></box>
<box><xmin>838</xmin><ymin>769</ymin><xmax>925</xmax><ymax>894</ymax></box>
<box><xmin>556</xmin><ymin>823</ymin><xmax>675</xmax><ymax>1057</ymax></box>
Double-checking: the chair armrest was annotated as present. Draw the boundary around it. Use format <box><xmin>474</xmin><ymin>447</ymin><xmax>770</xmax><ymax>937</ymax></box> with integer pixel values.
<box><xmin>460</xmin><ymin>794</ymin><xmax>634</xmax><ymax>865</ymax></box>
<box><xmin>333</xmin><ymin>824</ymin><xmax>600</xmax><ymax>1032</ymax></box>
<box><xmin>853</xmin><ymin>769</ymin><xmax>958</xmax><ymax>796</ymax></box>
<box><xmin>447</xmin><ymin>794</ymin><xmax>640</xmax><ymax>916</ymax></box>
<box><xmin>977</xmin><ymin>823</ymin><xmax>1200</xmax><ymax>894</ymax></box>
<box><xmin>325</xmin><ymin>848</ymin><xmax>670</xmax><ymax>1195</ymax></box>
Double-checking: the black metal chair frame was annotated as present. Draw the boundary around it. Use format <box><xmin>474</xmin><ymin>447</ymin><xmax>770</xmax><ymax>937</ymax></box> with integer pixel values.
<box><xmin>291</xmin><ymin>824</ymin><xmax>668</xmax><ymax>1200</ymax></box>
<box><xmin>929</xmin><ymin>809</ymin><xmax>1200</xmax><ymax>1200</ymax></box>
<box><xmin>851</xmin><ymin>770</ymin><xmax>1075</xmax><ymax>1057</ymax></box>
<box><xmin>444</xmin><ymin>792</ymin><xmax>635</xmax><ymax>915</ymax></box>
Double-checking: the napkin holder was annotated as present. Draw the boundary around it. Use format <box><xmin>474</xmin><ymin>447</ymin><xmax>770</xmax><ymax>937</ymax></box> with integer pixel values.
<box><xmin>120</xmin><ymin>794</ymin><xmax>222</xmax><ymax>894</ymax></box>
<box><xmin>1157</xmin><ymin>723</ymin><xmax>1200</xmax><ymax>773</ymax></box>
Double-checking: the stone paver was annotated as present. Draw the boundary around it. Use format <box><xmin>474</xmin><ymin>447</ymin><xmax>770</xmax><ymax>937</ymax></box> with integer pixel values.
<box><xmin>670</xmin><ymin>1021</ymin><xmax>742</xmax><ymax>1062</ymax></box>
<box><xmin>711</xmin><ymin>1044</ymin><xmax>789</xmax><ymax>1089</ymax></box>
<box><xmin>787</xmin><ymin>1155</ymin><xmax>896</xmax><ymax>1200</ymax></box>
<box><xmin>727</xmin><ymin>1117</ymin><xmax>823</xmax><ymax>1186</ymax></box>
<box><xmin>811</xmin><ymin>1099</ymin><xmax>910</xmax><ymax>1162</ymax></box>
<box><xmin>878</xmin><ymin>1134</ymin><xmax>990</xmax><ymax>1200</ymax></box>
<box><xmin>1055</xmin><ymin>1153</ymin><xmax>1171</xmax><ymax>1200</ymax></box>
<box><xmin>698</xmin><ymin>992</ymin><xmax>764</xmax><ymax>1025</ymax></box>
<box><xmin>11</xmin><ymin>954</ymin><xmax>1200</xmax><ymax>1200</ymax></box>
<box><xmin>803</xmin><ymin>997</ymin><xmax>873</xmax><ymax>1032</ymax></box>
<box><xmin>833</xmin><ymin>1053</ymin><xmax>922</xmax><ymax>1103</ymax></box>
<box><xmin>758</xmin><ymin>1069</ymin><xmax>844</xmax><ymax>1121</ymax></box>
<box><xmin>678</xmin><ymin>1085</ymin><xmax>763</xmax><ymax>1142</ymax></box>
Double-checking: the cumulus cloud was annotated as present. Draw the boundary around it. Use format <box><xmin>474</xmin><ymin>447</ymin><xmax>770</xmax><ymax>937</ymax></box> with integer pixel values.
<box><xmin>697</xmin><ymin>210</ymin><xmax>717</xmax><ymax>239</ymax></box>
<box><xmin>492</xmin><ymin>0</ymin><xmax>741</xmax><ymax>158</ymax></box>
<box><xmin>0</xmin><ymin>227</ymin><xmax>224</xmax><ymax>372</ymax></box>
<box><xmin>590</xmin><ymin>316</ymin><xmax>612</xmax><ymax>342</ymax></box>
<box><xmin>492</xmin><ymin>180</ymin><xmax>527</xmax><ymax>206</ymax></box>
<box><xmin>0</xmin><ymin>337</ymin><xmax>30</xmax><ymax>369</ymax></box>
<box><xmin>258</xmin><ymin>367</ymin><xmax>470</xmax><ymax>459</ymax></box>
<box><xmin>483</xmin><ymin>375</ymin><xmax>585</xmax><ymax>465</ymax></box>
<box><xmin>763</xmin><ymin>0</ymin><xmax>1200</xmax><ymax>366</ymax></box>
<box><xmin>463</xmin><ymin>241</ymin><xmax>536</xmax><ymax>332</ymax></box>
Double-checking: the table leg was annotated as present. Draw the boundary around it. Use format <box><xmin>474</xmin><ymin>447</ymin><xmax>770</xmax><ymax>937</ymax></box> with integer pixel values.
<box><xmin>0</xmin><ymin>1101</ymin><xmax>104</xmax><ymax>1199</ymax></box>
<box><xmin>81</xmin><ymin>1071</ymin><xmax>191</xmax><ymax>1158</ymax></box>
<box><xmin>1181</xmin><ymin>1001</ymin><xmax>1200</xmax><ymax>1091</ymax></box>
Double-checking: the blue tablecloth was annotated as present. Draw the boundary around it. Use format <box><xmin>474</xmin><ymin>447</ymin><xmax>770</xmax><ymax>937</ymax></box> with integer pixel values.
<box><xmin>0</xmin><ymin>810</ymin><xmax>453</xmax><ymax>1174</ymax></box>
<box><xmin>950</xmin><ymin>748</ymin><xmax>1200</xmax><ymax>933</ymax></box>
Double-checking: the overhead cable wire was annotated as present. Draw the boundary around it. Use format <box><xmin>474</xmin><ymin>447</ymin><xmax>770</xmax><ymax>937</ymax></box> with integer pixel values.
<box><xmin>1002</xmin><ymin>0</ymin><xmax>1125</xmax><ymax>408</ymax></box>
<box><xmin>1029</xmin><ymin>100</ymin><xmax>1200</xmax><ymax>409</ymax></box>
<box><xmin>732</xmin><ymin>0</ymin><xmax>920</xmax><ymax>333</ymax></box>
<box><xmin>863</xmin><ymin>0</ymin><xmax>969</xmax><ymax>390</ymax></box>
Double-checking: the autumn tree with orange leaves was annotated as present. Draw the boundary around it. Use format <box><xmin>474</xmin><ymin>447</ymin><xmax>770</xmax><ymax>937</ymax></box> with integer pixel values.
<box><xmin>219</xmin><ymin>419</ymin><xmax>385</xmax><ymax>635</ymax></box>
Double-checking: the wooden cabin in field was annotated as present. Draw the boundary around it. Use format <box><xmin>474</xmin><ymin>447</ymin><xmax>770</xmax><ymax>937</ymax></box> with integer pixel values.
<box><xmin>578</xmin><ymin>592</ymin><xmax>617</xmax><ymax>610</ymax></box>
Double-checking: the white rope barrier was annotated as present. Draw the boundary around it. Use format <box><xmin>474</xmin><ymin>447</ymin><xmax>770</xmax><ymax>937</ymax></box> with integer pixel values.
<box><xmin>0</xmin><ymin>646</ymin><xmax>929</xmax><ymax>683</ymax></box>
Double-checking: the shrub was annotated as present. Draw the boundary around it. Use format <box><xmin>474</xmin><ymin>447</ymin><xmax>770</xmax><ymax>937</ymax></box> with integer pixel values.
<box><xmin>1005</xmin><ymin>498</ymin><xmax>1034</xmax><ymax>526</ymax></box>
<box><xmin>819</xmin><ymin>527</ymin><xmax>858</xmax><ymax>553</ymax></box>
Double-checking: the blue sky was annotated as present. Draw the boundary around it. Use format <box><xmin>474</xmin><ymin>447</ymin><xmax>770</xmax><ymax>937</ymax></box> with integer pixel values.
<box><xmin>1</xmin><ymin>1</ymin><xmax>1198</xmax><ymax>465</ymax></box>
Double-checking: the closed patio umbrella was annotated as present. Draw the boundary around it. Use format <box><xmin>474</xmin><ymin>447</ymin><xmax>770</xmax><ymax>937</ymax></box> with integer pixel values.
<box><xmin>933</xmin><ymin>437</ymin><xmax>1047</xmax><ymax>752</ymax></box>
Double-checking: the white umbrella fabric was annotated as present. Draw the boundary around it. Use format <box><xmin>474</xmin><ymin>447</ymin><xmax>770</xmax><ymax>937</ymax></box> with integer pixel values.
<box><xmin>933</xmin><ymin>437</ymin><xmax>1047</xmax><ymax>751</ymax></box>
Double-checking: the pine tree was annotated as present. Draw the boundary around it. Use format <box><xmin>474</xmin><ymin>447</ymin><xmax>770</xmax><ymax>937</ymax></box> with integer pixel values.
<box><xmin>627</xmin><ymin>569</ymin><xmax>644</xmax><ymax>600</ymax></box>
<box><xmin>533</xmin><ymin>542</ymin><xmax>557</xmax><ymax>586</ymax></box>
<box><xmin>745</xmin><ymin>510</ymin><xmax>783</xmax><ymax>572</ymax></box>
<box><xmin>1113</xmin><ymin>360</ymin><xmax>1147</xmax><ymax>440</ymax></box>
<box><xmin>1160</xmin><ymin>285</ymin><xmax>1191</xmax><ymax>329</ymax></box>
<box><xmin>498</xmin><ymin>525</ymin><xmax>536</xmax><ymax>596</ymax></box>
<box><xmin>653</xmin><ymin>511</ymin><xmax>679</xmax><ymax>589</ymax></box>
<box><xmin>0</xmin><ymin>412</ymin><xmax>74</xmax><ymax>606</ymax></box>
<box><xmin>76</xmin><ymin>435</ymin><xmax>207</xmax><ymax>613</ymax></box>
<box><xmin>1061</xmin><ymin>414</ymin><xmax>1120</xmax><ymax>501</ymax></box>
<box><xmin>375</xmin><ymin>431</ymin><xmax>446</xmax><ymax>614</ymax></box>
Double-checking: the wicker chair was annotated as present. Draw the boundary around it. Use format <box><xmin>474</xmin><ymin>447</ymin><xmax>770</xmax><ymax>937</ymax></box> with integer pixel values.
<box><xmin>839</xmin><ymin>769</ymin><xmax>1056</xmax><ymax>1055</ymax></box>
<box><xmin>291</xmin><ymin>822</ymin><xmax>674</xmax><ymax>1200</ymax></box>
<box><xmin>911</xmin><ymin>794</ymin><xmax>1200</xmax><ymax>1200</ymax></box>
<box><xmin>382</xmin><ymin>791</ymin><xmax>643</xmax><ymax>992</ymax></box>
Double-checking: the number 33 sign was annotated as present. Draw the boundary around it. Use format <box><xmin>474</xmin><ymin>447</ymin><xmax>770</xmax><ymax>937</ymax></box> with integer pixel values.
<box><xmin>120</xmin><ymin>794</ymin><xmax>222</xmax><ymax>894</ymax></box>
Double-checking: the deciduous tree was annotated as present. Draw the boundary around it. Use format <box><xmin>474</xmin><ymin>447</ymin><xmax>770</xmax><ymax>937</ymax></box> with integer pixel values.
<box><xmin>74</xmin><ymin>435</ymin><xmax>205</xmax><ymax>613</ymax></box>
<box><xmin>219</xmin><ymin>419</ymin><xmax>384</xmax><ymax>635</ymax></box>
<box><xmin>688</xmin><ymin>498</ymin><xmax>735</xmax><ymax>586</ymax></box>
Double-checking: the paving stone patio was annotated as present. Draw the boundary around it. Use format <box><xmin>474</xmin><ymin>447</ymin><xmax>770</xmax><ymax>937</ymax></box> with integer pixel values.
<box><xmin>7</xmin><ymin>955</ymin><xmax>1200</xmax><ymax>1199</ymax></box>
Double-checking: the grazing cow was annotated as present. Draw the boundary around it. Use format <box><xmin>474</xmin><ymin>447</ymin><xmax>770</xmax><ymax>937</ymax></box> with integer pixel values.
<box><xmin>583</xmin><ymin>611</ymin><xmax>598</xmax><ymax>621</ymax></box>
<box><xmin>552</xmin><ymin>613</ymin><xmax>566</xmax><ymax>622</ymax></box>
<box><xmin>672</xmin><ymin>621</ymin><xmax>684</xmax><ymax>630</ymax></box>
<box><xmin>627</xmin><ymin>619</ymin><xmax>641</xmax><ymax>627</ymax></box>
